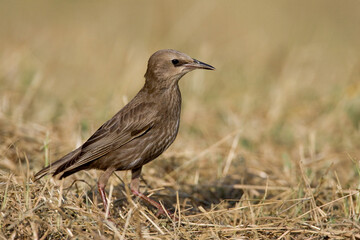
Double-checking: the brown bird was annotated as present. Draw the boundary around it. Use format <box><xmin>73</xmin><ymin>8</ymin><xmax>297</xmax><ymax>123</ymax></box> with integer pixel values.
<box><xmin>34</xmin><ymin>49</ymin><xmax>215</xmax><ymax>217</ymax></box>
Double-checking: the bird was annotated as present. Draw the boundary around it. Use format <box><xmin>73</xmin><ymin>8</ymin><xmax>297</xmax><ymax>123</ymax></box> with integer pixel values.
<box><xmin>34</xmin><ymin>49</ymin><xmax>215</xmax><ymax>217</ymax></box>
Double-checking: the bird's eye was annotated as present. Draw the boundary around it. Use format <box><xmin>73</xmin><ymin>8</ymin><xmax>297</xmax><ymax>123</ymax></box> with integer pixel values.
<box><xmin>171</xmin><ymin>59</ymin><xmax>179</xmax><ymax>65</ymax></box>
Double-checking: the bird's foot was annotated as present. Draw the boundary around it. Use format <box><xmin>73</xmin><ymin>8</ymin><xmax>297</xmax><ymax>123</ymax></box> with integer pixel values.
<box><xmin>131</xmin><ymin>189</ymin><xmax>178</xmax><ymax>221</ymax></box>
<box><xmin>155</xmin><ymin>206</ymin><xmax>178</xmax><ymax>221</ymax></box>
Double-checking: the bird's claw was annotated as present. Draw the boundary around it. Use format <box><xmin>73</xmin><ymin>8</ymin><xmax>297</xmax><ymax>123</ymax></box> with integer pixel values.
<box><xmin>155</xmin><ymin>207</ymin><xmax>178</xmax><ymax>221</ymax></box>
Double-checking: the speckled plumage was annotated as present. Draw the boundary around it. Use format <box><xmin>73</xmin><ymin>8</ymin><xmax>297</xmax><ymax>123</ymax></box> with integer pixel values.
<box><xmin>34</xmin><ymin>49</ymin><xmax>214</xmax><ymax>216</ymax></box>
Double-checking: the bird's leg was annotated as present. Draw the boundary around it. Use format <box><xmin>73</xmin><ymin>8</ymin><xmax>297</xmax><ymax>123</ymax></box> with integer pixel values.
<box><xmin>130</xmin><ymin>167</ymin><xmax>175</xmax><ymax>220</ymax></box>
<box><xmin>98</xmin><ymin>167</ymin><xmax>116</xmax><ymax>212</ymax></box>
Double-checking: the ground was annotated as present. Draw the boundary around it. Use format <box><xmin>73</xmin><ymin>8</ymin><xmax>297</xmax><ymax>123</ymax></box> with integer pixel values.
<box><xmin>1</xmin><ymin>1</ymin><xmax>360</xmax><ymax>239</ymax></box>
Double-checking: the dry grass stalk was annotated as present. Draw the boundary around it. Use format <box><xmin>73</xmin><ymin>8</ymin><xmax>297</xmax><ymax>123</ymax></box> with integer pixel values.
<box><xmin>1</xmin><ymin>1</ymin><xmax>360</xmax><ymax>239</ymax></box>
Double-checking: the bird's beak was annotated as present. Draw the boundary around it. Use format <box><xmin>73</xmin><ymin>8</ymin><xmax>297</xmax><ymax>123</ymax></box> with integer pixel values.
<box><xmin>184</xmin><ymin>59</ymin><xmax>215</xmax><ymax>70</ymax></box>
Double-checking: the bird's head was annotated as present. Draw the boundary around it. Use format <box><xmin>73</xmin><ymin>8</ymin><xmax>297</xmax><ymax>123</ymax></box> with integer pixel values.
<box><xmin>144</xmin><ymin>49</ymin><xmax>215</xmax><ymax>88</ymax></box>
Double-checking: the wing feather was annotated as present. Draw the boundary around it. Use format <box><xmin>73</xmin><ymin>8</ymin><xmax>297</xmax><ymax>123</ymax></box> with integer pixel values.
<box><xmin>55</xmin><ymin>102</ymin><xmax>158</xmax><ymax>174</ymax></box>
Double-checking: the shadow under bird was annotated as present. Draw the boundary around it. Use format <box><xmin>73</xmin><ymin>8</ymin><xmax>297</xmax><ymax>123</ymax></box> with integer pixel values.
<box><xmin>34</xmin><ymin>49</ymin><xmax>215</xmax><ymax>217</ymax></box>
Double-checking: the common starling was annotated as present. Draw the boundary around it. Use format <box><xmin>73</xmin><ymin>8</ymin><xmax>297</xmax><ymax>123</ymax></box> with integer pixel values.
<box><xmin>34</xmin><ymin>49</ymin><xmax>215</xmax><ymax>217</ymax></box>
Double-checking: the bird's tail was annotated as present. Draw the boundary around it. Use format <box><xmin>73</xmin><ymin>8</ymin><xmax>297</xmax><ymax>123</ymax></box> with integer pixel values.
<box><xmin>34</xmin><ymin>147</ymin><xmax>82</xmax><ymax>181</ymax></box>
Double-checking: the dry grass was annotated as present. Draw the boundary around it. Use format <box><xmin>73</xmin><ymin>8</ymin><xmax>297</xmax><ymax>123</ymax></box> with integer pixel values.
<box><xmin>1</xmin><ymin>1</ymin><xmax>360</xmax><ymax>239</ymax></box>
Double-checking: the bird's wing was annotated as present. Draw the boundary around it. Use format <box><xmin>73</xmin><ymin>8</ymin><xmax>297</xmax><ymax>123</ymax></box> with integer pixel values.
<box><xmin>55</xmin><ymin>102</ymin><xmax>158</xmax><ymax>174</ymax></box>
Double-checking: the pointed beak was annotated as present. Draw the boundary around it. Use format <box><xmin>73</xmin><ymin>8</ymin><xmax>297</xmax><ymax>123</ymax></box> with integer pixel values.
<box><xmin>184</xmin><ymin>59</ymin><xmax>215</xmax><ymax>70</ymax></box>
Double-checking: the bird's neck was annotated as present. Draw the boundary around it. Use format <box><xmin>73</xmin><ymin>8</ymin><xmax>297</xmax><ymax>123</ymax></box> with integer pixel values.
<box><xmin>143</xmin><ymin>76</ymin><xmax>181</xmax><ymax>95</ymax></box>
<box><xmin>142</xmin><ymin>78</ymin><xmax>182</xmax><ymax>110</ymax></box>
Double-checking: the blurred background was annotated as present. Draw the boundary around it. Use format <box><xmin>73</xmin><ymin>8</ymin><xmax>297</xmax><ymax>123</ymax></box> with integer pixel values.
<box><xmin>1</xmin><ymin>1</ymin><xmax>360</xmax><ymax>190</ymax></box>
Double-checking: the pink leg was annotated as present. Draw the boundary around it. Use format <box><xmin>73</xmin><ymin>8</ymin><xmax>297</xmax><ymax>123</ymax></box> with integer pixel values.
<box><xmin>97</xmin><ymin>167</ymin><xmax>116</xmax><ymax>212</ymax></box>
<box><xmin>130</xmin><ymin>167</ymin><xmax>176</xmax><ymax>220</ymax></box>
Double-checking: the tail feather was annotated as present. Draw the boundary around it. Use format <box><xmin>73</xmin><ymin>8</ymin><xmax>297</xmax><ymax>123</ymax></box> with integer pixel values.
<box><xmin>34</xmin><ymin>147</ymin><xmax>82</xmax><ymax>181</ymax></box>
